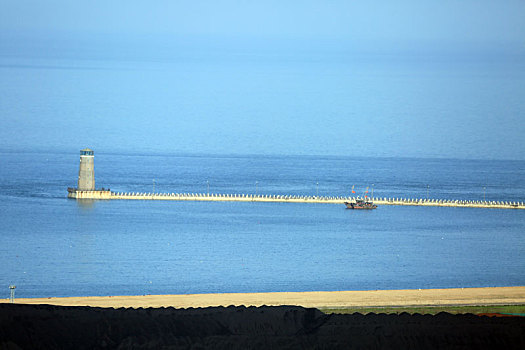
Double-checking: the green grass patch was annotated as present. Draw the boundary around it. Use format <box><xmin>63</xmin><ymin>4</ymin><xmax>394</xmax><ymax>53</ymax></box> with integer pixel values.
<box><xmin>319</xmin><ymin>305</ymin><xmax>525</xmax><ymax>315</ymax></box>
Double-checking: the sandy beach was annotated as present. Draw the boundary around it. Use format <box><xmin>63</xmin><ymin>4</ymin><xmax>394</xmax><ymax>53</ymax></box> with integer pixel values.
<box><xmin>4</xmin><ymin>286</ymin><xmax>524</xmax><ymax>309</ymax></box>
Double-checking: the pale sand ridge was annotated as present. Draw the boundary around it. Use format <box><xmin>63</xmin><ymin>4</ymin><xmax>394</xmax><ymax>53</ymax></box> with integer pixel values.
<box><xmin>3</xmin><ymin>286</ymin><xmax>525</xmax><ymax>309</ymax></box>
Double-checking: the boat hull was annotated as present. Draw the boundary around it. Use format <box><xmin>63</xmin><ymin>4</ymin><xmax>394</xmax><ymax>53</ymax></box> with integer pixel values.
<box><xmin>344</xmin><ymin>201</ymin><xmax>378</xmax><ymax>210</ymax></box>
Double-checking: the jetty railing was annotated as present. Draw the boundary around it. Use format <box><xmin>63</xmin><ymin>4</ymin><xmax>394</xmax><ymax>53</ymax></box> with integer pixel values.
<box><xmin>66</xmin><ymin>191</ymin><xmax>525</xmax><ymax>209</ymax></box>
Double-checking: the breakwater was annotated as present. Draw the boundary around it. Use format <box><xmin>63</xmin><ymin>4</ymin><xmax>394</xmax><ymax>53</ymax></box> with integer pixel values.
<box><xmin>67</xmin><ymin>189</ymin><xmax>525</xmax><ymax>209</ymax></box>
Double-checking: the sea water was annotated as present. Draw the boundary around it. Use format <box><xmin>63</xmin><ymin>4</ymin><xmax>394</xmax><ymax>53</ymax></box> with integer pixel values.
<box><xmin>1</xmin><ymin>151</ymin><xmax>524</xmax><ymax>298</ymax></box>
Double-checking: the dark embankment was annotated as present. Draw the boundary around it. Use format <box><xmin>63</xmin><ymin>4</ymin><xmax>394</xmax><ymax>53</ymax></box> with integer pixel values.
<box><xmin>1</xmin><ymin>304</ymin><xmax>524</xmax><ymax>349</ymax></box>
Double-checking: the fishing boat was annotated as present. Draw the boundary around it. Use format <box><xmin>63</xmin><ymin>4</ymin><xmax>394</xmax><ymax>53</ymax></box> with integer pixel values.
<box><xmin>344</xmin><ymin>198</ymin><xmax>377</xmax><ymax>210</ymax></box>
<box><xmin>345</xmin><ymin>185</ymin><xmax>377</xmax><ymax>209</ymax></box>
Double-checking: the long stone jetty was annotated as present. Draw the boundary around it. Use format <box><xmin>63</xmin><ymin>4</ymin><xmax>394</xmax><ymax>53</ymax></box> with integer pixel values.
<box><xmin>69</xmin><ymin>149</ymin><xmax>524</xmax><ymax>209</ymax></box>
<box><xmin>67</xmin><ymin>189</ymin><xmax>524</xmax><ymax>209</ymax></box>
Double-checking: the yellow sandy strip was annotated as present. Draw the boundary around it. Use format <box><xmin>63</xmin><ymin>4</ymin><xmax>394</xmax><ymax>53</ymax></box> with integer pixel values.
<box><xmin>2</xmin><ymin>287</ymin><xmax>525</xmax><ymax>309</ymax></box>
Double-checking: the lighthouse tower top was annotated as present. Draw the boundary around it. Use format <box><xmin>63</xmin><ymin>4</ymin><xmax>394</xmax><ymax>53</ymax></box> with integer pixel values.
<box><xmin>80</xmin><ymin>148</ymin><xmax>94</xmax><ymax>156</ymax></box>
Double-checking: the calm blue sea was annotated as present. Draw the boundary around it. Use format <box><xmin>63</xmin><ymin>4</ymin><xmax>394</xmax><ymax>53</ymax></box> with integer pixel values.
<box><xmin>0</xmin><ymin>151</ymin><xmax>524</xmax><ymax>298</ymax></box>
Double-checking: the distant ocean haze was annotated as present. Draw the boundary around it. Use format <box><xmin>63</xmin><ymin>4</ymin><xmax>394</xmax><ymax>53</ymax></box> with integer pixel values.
<box><xmin>0</xmin><ymin>49</ymin><xmax>523</xmax><ymax>159</ymax></box>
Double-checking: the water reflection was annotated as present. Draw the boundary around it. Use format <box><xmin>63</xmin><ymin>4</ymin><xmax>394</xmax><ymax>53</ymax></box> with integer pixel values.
<box><xmin>76</xmin><ymin>199</ymin><xmax>95</xmax><ymax>211</ymax></box>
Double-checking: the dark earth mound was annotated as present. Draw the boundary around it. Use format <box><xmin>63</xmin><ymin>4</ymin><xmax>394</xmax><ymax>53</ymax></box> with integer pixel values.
<box><xmin>1</xmin><ymin>303</ymin><xmax>524</xmax><ymax>349</ymax></box>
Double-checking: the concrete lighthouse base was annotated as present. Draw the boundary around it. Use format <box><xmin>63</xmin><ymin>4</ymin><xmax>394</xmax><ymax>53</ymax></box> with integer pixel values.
<box><xmin>67</xmin><ymin>188</ymin><xmax>111</xmax><ymax>199</ymax></box>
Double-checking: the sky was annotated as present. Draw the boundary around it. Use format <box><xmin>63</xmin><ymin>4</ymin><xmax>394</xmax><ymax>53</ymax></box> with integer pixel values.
<box><xmin>1</xmin><ymin>1</ymin><xmax>524</xmax><ymax>159</ymax></box>
<box><xmin>2</xmin><ymin>1</ymin><xmax>524</xmax><ymax>45</ymax></box>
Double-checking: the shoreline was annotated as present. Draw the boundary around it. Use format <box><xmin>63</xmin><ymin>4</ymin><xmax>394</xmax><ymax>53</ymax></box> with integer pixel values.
<box><xmin>3</xmin><ymin>286</ymin><xmax>525</xmax><ymax>309</ymax></box>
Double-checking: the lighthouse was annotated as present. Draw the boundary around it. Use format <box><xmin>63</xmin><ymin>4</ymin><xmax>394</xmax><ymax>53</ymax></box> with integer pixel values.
<box><xmin>68</xmin><ymin>148</ymin><xmax>109</xmax><ymax>199</ymax></box>
<box><xmin>78</xmin><ymin>148</ymin><xmax>95</xmax><ymax>190</ymax></box>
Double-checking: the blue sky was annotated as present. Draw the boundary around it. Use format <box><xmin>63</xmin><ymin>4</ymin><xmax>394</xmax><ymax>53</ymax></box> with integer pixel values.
<box><xmin>1</xmin><ymin>1</ymin><xmax>524</xmax><ymax>159</ymax></box>
<box><xmin>3</xmin><ymin>1</ymin><xmax>524</xmax><ymax>45</ymax></box>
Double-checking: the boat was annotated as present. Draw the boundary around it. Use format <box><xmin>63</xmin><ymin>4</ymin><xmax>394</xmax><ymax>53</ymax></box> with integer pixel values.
<box><xmin>345</xmin><ymin>198</ymin><xmax>377</xmax><ymax>210</ymax></box>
